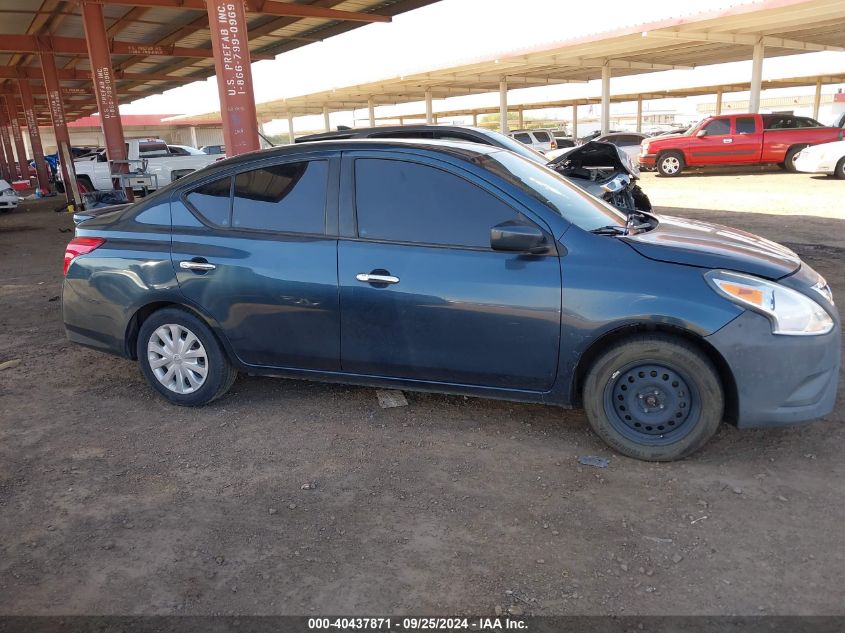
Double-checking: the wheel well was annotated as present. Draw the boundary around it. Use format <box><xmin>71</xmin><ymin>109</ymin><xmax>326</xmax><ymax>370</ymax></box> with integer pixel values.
<box><xmin>124</xmin><ymin>301</ymin><xmax>221</xmax><ymax>360</ymax></box>
<box><xmin>77</xmin><ymin>174</ymin><xmax>93</xmax><ymax>186</ymax></box>
<box><xmin>571</xmin><ymin>323</ymin><xmax>738</xmax><ymax>425</ymax></box>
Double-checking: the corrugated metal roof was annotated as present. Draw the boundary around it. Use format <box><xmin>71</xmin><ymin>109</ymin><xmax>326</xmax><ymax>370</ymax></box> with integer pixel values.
<box><xmin>0</xmin><ymin>0</ymin><xmax>440</xmax><ymax>124</ymax></box>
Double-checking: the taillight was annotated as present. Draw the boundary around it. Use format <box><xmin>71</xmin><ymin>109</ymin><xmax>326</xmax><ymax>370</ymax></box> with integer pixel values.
<box><xmin>64</xmin><ymin>237</ymin><xmax>105</xmax><ymax>276</ymax></box>
<box><xmin>551</xmin><ymin>139</ymin><xmax>558</xmax><ymax>149</ymax></box>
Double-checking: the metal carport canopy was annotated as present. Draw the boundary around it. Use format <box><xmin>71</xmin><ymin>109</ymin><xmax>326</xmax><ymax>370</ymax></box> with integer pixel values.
<box><xmin>243</xmin><ymin>0</ymin><xmax>845</xmax><ymax>131</ymax></box>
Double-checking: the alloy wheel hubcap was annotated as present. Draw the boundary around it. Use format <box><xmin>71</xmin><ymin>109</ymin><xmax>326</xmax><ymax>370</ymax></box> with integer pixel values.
<box><xmin>662</xmin><ymin>157</ymin><xmax>679</xmax><ymax>174</ymax></box>
<box><xmin>609</xmin><ymin>364</ymin><xmax>693</xmax><ymax>437</ymax></box>
<box><xmin>147</xmin><ymin>324</ymin><xmax>208</xmax><ymax>394</ymax></box>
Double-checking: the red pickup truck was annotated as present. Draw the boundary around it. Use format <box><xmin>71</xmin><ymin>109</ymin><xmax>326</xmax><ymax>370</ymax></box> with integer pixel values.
<box><xmin>639</xmin><ymin>113</ymin><xmax>843</xmax><ymax>176</ymax></box>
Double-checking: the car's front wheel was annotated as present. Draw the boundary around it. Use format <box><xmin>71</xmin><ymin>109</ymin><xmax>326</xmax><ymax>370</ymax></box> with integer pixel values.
<box><xmin>834</xmin><ymin>156</ymin><xmax>845</xmax><ymax>180</ymax></box>
<box><xmin>137</xmin><ymin>307</ymin><xmax>237</xmax><ymax>406</ymax></box>
<box><xmin>656</xmin><ymin>151</ymin><xmax>684</xmax><ymax>177</ymax></box>
<box><xmin>583</xmin><ymin>334</ymin><xmax>723</xmax><ymax>461</ymax></box>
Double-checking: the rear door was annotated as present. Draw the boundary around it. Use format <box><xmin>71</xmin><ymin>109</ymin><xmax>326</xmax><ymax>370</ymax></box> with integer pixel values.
<box><xmin>171</xmin><ymin>152</ymin><xmax>341</xmax><ymax>370</ymax></box>
<box><xmin>731</xmin><ymin>116</ymin><xmax>763</xmax><ymax>163</ymax></box>
<box><xmin>336</xmin><ymin>151</ymin><xmax>561</xmax><ymax>391</ymax></box>
<box><xmin>688</xmin><ymin>117</ymin><xmax>733</xmax><ymax>165</ymax></box>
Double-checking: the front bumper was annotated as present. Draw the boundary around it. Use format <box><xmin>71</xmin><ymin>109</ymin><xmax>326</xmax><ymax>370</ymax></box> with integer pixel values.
<box><xmin>638</xmin><ymin>153</ymin><xmax>656</xmax><ymax>167</ymax></box>
<box><xmin>794</xmin><ymin>153</ymin><xmax>834</xmax><ymax>174</ymax></box>
<box><xmin>705</xmin><ymin>310</ymin><xmax>841</xmax><ymax>428</ymax></box>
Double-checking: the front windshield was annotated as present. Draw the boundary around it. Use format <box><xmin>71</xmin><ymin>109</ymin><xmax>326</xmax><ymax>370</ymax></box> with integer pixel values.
<box><xmin>683</xmin><ymin>120</ymin><xmax>704</xmax><ymax>135</ymax></box>
<box><xmin>479</xmin><ymin>150</ymin><xmax>627</xmax><ymax>231</ymax></box>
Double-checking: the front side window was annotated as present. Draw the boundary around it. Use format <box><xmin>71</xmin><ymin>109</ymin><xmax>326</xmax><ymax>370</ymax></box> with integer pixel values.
<box><xmin>232</xmin><ymin>160</ymin><xmax>328</xmax><ymax>234</ymax></box>
<box><xmin>354</xmin><ymin>159</ymin><xmax>524</xmax><ymax>248</ymax></box>
<box><xmin>185</xmin><ymin>176</ymin><xmax>232</xmax><ymax>227</ymax></box>
<box><xmin>735</xmin><ymin>117</ymin><xmax>756</xmax><ymax>134</ymax></box>
<box><xmin>703</xmin><ymin>119</ymin><xmax>731</xmax><ymax>136</ymax></box>
<box><xmin>514</xmin><ymin>133</ymin><xmax>532</xmax><ymax>144</ymax></box>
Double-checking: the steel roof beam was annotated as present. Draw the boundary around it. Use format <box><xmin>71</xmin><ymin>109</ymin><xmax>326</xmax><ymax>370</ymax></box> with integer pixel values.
<box><xmin>641</xmin><ymin>30</ymin><xmax>844</xmax><ymax>52</ymax></box>
<box><xmin>59</xmin><ymin>0</ymin><xmax>391</xmax><ymax>23</ymax></box>
<box><xmin>0</xmin><ymin>66</ymin><xmax>212</xmax><ymax>84</ymax></box>
<box><xmin>0</xmin><ymin>34</ymin><xmax>276</xmax><ymax>60</ymax></box>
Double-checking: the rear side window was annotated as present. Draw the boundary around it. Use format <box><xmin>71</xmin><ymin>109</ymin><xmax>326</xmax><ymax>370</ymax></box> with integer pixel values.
<box><xmin>232</xmin><ymin>161</ymin><xmax>328</xmax><ymax>234</ymax></box>
<box><xmin>354</xmin><ymin>158</ymin><xmax>523</xmax><ymax>248</ymax></box>
<box><xmin>736</xmin><ymin>117</ymin><xmax>756</xmax><ymax>134</ymax></box>
<box><xmin>185</xmin><ymin>176</ymin><xmax>232</xmax><ymax>227</ymax></box>
<box><xmin>139</xmin><ymin>141</ymin><xmax>170</xmax><ymax>157</ymax></box>
<box><xmin>514</xmin><ymin>133</ymin><xmax>532</xmax><ymax>144</ymax></box>
<box><xmin>532</xmin><ymin>131</ymin><xmax>551</xmax><ymax>142</ymax></box>
<box><xmin>703</xmin><ymin>119</ymin><xmax>731</xmax><ymax>136</ymax></box>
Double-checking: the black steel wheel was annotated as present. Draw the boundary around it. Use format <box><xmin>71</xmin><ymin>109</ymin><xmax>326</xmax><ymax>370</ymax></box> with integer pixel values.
<box><xmin>583</xmin><ymin>334</ymin><xmax>723</xmax><ymax>461</ymax></box>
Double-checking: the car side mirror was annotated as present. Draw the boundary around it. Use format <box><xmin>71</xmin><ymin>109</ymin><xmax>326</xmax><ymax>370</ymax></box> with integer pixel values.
<box><xmin>490</xmin><ymin>221</ymin><xmax>548</xmax><ymax>254</ymax></box>
<box><xmin>696</xmin><ymin>129</ymin><xmax>708</xmax><ymax>138</ymax></box>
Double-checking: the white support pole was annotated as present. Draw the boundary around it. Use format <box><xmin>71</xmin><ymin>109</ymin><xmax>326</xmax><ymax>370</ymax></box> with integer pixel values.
<box><xmin>571</xmin><ymin>103</ymin><xmax>578</xmax><ymax>139</ymax></box>
<box><xmin>635</xmin><ymin>97</ymin><xmax>643</xmax><ymax>133</ymax></box>
<box><xmin>368</xmin><ymin>97</ymin><xmax>375</xmax><ymax>127</ymax></box>
<box><xmin>812</xmin><ymin>79</ymin><xmax>822</xmax><ymax>121</ymax></box>
<box><xmin>425</xmin><ymin>89</ymin><xmax>433</xmax><ymax>124</ymax></box>
<box><xmin>715</xmin><ymin>90</ymin><xmax>723</xmax><ymax>114</ymax></box>
<box><xmin>189</xmin><ymin>126</ymin><xmax>198</xmax><ymax>149</ymax></box>
<box><xmin>499</xmin><ymin>78</ymin><xmax>508</xmax><ymax>134</ymax></box>
<box><xmin>600</xmin><ymin>64</ymin><xmax>611</xmax><ymax>135</ymax></box>
<box><xmin>517</xmin><ymin>109</ymin><xmax>524</xmax><ymax>129</ymax></box>
<box><xmin>472</xmin><ymin>112</ymin><xmax>478</xmax><ymax>126</ymax></box>
<box><xmin>287</xmin><ymin>114</ymin><xmax>294</xmax><ymax>144</ymax></box>
<box><xmin>749</xmin><ymin>39</ymin><xmax>764</xmax><ymax>114</ymax></box>
<box><xmin>323</xmin><ymin>106</ymin><xmax>330</xmax><ymax>132</ymax></box>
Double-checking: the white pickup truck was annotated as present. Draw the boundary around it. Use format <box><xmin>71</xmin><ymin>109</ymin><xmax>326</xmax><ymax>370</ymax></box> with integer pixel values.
<box><xmin>71</xmin><ymin>139</ymin><xmax>221</xmax><ymax>193</ymax></box>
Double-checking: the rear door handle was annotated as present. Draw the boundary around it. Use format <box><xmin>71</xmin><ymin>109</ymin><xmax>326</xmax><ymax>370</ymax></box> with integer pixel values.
<box><xmin>356</xmin><ymin>273</ymin><xmax>399</xmax><ymax>284</ymax></box>
<box><xmin>180</xmin><ymin>260</ymin><xmax>216</xmax><ymax>271</ymax></box>
<box><xmin>723</xmin><ymin>138</ymin><xmax>733</xmax><ymax>144</ymax></box>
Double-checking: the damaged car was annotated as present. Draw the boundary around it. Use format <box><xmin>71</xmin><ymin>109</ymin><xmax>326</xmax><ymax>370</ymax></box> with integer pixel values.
<box><xmin>546</xmin><ymin>141</ymin><xmax>652</xmax><ymax>214</ymax></box>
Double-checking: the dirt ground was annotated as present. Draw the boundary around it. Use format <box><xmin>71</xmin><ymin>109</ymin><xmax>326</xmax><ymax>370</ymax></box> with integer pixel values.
<box><xmin>1</xmin><ymin>172</ymin><xmax>844</xmax><ymax>616</ymax></box>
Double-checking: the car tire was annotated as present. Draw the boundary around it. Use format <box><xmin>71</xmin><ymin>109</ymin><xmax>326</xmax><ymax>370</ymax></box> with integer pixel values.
<box><xmin>784</xmin><ymin>145</ymin><xmax>809</xmax><ymax>172</ymax></box>
<box><xmin>582</xmin><ymin>334</ymin><xmax>723</xmax><ymax>461</ymax></box>
<box><xmin>834</xmin><ymin>156</ymin><xmax>845</xmax><ymax>180</ymax></box>
<box><xmin>137</xmin><ymin>307</ymin><xmax>237</xmax><ymax>406</ymax></box>
<box><xmin>656</xmin><ymin>151</ymin><xmax>684</xmax><ymax>177</ymax></box>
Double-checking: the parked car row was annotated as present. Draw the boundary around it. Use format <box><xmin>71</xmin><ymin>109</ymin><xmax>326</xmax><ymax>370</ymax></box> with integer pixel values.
<box><xmin>62</xmin><ymin>132</ymin><xmax>839</xmax><ymax>462</ymax></box>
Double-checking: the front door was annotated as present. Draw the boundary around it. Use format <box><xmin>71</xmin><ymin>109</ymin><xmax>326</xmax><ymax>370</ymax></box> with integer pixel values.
<box><xmin>689</xmin><ymin>117</ymin><xmax>734</xmax><ymax>166</ymax></box>
<box><xmin>171</xmin><ymin>154</ymin><xmax>341</xmax><ymax>370</ymax></box>
<box><xmin>337</xmin><ymin>153</ymin><xmax>561</xmax><ymax>391</ymax></box>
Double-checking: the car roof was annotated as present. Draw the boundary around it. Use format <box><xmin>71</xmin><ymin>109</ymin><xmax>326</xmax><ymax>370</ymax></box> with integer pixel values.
<box><xmin>295</xmin><ymin>124</ymin><xmax>498</xmax><ymax>142</ymax></box>
<box><xmin>173</xmin><ymin>138</ymin><xmax>503</xmax><ymax>186</ymax></box>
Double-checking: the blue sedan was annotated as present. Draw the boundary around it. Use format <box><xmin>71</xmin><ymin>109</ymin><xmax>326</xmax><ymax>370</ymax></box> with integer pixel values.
<box><xmin>62</xmin><ymin>140</ymin><xmax>840</xmax><ymax>461</ymax></box>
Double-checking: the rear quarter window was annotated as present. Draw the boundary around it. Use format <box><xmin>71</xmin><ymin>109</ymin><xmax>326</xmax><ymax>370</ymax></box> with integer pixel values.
<box><xmin>532</xmin><ymin>132</ymin><xmax>551</xmax><ymax>142</ymax></box>
<box><xmin>184</xmin><ymin>176</ymin><xmax>232</xmax><ymax>227</ymax></box>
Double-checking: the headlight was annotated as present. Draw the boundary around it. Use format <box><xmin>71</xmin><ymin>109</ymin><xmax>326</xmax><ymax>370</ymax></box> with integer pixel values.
<box><xmin>812</xmin><ymin>275</ymin><xmax>834</xmax><ymax>305</ymax></box>
<box><xmin>705</xmin><ymin>270</ymin><xmax>833</xmax><ymax>336</ymax></box>
<box><xmin>641</xmin><ymin>142</ymin><xmax>650</xmax><ymax>154</ymax></box>
<box><xmin>1</xmin><ymin>188</ymin><xmax>14</xmax><ymax>196</ymax></box>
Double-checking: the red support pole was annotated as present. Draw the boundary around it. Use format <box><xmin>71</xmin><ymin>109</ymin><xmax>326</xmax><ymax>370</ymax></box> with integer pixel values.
<box><xmin>2</xmin><ymin>95</ymin><xmax>27</xmax><ymax>182</ymax></box>
<box><xmin>40</xmin><ymin>51</ymin><xmax>74</xmax><ymax>203</ymax></box>
<box><xmin>0</xmin><ymin>101</ymin><xmax>15</xmax><ymax>181</ymax></box>
<box><xmin>80</xmin><ymin>0</ymin><xmax>132</xmax><ymax>199</ymax></box>
<box><xmin>0</xmin><ymin>139</ymin><xmax>9</xmax><ymax>182</ymax></box>
<box><xmin>205</xmin><ymin>0</ymin><xmax>260</xmax><ymax>156</ymax></box>
<box><xmin>17</xmin><ymin>80</ymin><xmax>51</xmax><ymax>195</ymax></box>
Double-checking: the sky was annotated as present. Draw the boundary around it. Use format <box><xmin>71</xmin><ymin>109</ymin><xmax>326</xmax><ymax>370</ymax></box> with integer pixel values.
<box><xmin>120</xmin><ymin>0</ymin><xmax>845</xmax><ymax>131</ymax></box>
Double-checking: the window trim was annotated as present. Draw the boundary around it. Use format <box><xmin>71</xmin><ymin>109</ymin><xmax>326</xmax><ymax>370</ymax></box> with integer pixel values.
<box><xmin>349</xmin><ymin>155</ymin><xmax>553</xmax><ymax>253</ymax></box>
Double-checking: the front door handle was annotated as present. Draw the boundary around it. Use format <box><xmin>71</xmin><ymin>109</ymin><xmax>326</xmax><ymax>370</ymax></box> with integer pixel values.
<box><xmin>180</xmin><ymin>260</ymin><xmax>216</xmax><ymax>272</ymax></box>
<box><xmin>356</xmin><ymin>273</ymin><xmax>399</xmax><ymax>284</ymax></box>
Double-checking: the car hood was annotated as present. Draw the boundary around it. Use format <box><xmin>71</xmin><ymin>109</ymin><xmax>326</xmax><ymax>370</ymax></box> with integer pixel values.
<box><xmin>622</xmin><ymin>215</ymin><xmax>801</xmax><ymax>279</ymax></box>
<box><xmin>547</xmin><ymin>140</ymin><xmax>639</xmax><ymax>177</ymax></box>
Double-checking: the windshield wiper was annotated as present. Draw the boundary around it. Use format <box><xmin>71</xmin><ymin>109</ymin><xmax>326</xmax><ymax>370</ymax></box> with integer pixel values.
<box><xmin>590</xmin><ymin>225</ymin><xmax>627</xmax><ymax>235</ymax></box>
